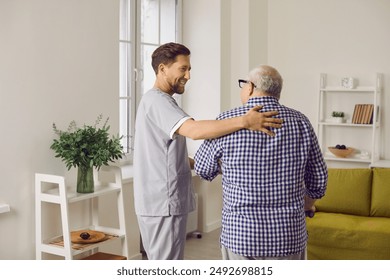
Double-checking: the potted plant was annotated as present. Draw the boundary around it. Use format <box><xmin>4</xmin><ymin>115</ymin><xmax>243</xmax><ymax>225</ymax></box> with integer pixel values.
<box><xmin>331</xmin><ymin>111</ymin><xmax>345</xmax><ymax>123</ymax></box>
<box><xmin>50</xmin><ymin>114</ymin><xmax>123</xmax><ymax>193</ymax></box>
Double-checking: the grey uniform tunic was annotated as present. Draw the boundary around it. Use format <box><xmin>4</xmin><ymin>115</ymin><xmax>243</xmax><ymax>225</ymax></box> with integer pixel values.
<box><xmin>133</xmin><ymin>88</ymin><xmax>195</xmax><ymax>217</ymax></box>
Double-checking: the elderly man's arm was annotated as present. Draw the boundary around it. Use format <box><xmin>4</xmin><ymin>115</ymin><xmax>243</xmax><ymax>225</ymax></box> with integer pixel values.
<box><xmin>304</xmin><ymin>195</ymin><xmax>317</xmax><ymax>212</ymax></box>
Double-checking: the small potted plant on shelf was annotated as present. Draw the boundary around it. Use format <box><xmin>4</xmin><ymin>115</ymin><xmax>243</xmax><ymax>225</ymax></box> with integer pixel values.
<box><xmin>50</xmin><ymin>114</ymin><xmax>123</xmax><ymax>193</ymax></box>
<box><xmin>331</xmin><ymin>111</ymin><xmax>345</xmax><ymax>123</ymax></box>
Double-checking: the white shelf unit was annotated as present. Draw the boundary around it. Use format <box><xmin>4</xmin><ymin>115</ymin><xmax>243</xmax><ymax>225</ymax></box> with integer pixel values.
<box><xmin>370</xmin><ymin>160</ymin><xmax>390</xmax><ymax>168</ymax></box>
<box><xmin>317</xmin><ymin>73</ymin><xmax>383</xmax><ymax>166</ymax></box>
<box><xmin>35</xmin><ymin>165</ymin><xmax>129</xmax><ymax>260</ymax></box>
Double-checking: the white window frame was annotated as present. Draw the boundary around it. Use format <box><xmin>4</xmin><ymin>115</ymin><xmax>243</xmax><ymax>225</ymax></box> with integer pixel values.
<box><xmin>119</xmin><ymin>0</ymin><xmax>182</xmax><ymax>161</ymax></box>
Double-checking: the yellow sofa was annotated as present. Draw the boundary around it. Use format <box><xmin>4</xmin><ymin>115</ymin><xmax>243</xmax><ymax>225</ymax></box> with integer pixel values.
<box><xmin>306</xmin><ymin>168</ymin><xmax>390</xmax><ymax>260</ymax></box>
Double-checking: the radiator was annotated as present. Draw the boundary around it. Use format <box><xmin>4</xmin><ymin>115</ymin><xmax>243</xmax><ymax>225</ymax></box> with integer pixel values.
<box><xmin>186</xmin><ymin>193</ymin><xmax>200</xmax><ymax>237</ymax></box>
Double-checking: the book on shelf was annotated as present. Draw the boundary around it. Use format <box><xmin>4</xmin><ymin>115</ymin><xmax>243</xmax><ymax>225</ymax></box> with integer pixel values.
<box><xmin>352</xmin><ymin>104</ymin><xmax>361</xmax><ymax>124</ymax></box>
<box><xmin>366</xmin><ymin>105</ymin><xmax>374</xmax><ymax>124</ymax></box>
<box><xmin>351</xmin><ymin>104</ymin><xmax>374</xmax><ymax>124</ymax></box>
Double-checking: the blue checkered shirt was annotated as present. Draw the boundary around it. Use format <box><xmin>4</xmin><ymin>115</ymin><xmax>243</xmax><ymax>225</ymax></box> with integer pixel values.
<box><xmin>194</xmin><ymin>96</ymin><xmax>327</xmax><ymax>257</ymax></box>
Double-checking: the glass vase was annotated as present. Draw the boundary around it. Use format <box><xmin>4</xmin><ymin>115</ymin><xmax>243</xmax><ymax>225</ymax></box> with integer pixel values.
<box><xmin>77</xmin><ymin>166</ymin><xmax>94</xmax><ymax>193</ymax></box>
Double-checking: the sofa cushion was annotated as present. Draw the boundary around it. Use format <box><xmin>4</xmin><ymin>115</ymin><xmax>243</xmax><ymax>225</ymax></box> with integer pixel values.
<box><xmin>370</xmin><ymin>168</ymin><xmax>390</xmax><ymax>217</ymax></box>
<box><xmin>306</xmin><ymin>212</ymin><xmax>390</xmax><ymax>259</ymax></box>
<box><xmin>315</xmin><ymin>168</ymin><xmax>372</xmax><ymax>216</ymax></box>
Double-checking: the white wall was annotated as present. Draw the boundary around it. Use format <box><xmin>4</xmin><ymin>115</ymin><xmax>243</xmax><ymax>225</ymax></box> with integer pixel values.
<box><xmin>228</xmin><ymin>0</ymin><xmax>268</xmax><ymax>109</ymax></box>
<box><xmin>182</xmin><ymin>0</ymin><xmax>222</xmax><ymax>155</ymax></box>
<box><xmin>0</xmin><ymin>0</ymin><xmax>119</xmax><ymax>259</ymax></box>
<box><xmin>267</xmin><ymin>0</ymin><xmax>390</xmax><ymax>162</ymax></box>
<box><xmin>183</xmin><ymin>0</ymin><xmax>390</xmax><ymax>162</ymax></box>
<box><xmin>183</xmin><ymin>0</ymin><xmax>269</xmax><ymax>156</ymax></box>
<box><xmin>182</xmin><ymin>0</ymin><xmax>224</xmax><ymax>233</ymax></box>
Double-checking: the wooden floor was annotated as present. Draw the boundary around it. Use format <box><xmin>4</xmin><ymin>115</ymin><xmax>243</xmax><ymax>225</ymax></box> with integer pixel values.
<box><xmin>142</xmin><ymin>227</ymin><xmax>222</xmax><ymax>260</ymax></box>
<box><xmin>184</xmin><ymin>228</ymin><xmax>221</xmax><ymax>260</ymax></box>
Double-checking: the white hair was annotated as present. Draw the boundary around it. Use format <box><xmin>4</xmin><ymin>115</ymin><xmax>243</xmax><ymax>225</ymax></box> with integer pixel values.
<box><xmin>248</xmin><ymin>65</ymin><xmax>283</xmax><ymax>99</ymax></box>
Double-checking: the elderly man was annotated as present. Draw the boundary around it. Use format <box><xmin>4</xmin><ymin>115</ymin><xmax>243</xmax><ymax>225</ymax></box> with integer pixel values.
<box><xmin>195</xmin><ymin>65</ymin><xmax>327</xmax><ymax>260</ymax></box>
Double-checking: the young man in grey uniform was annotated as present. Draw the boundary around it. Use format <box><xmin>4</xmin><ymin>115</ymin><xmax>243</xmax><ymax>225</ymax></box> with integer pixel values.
<box><xmin>133</xmin><ymin>43</ymin><xmax>283</xmax><ymax>260</ymax></box>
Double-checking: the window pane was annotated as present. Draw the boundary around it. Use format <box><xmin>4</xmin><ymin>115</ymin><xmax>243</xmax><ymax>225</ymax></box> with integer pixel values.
<box><xmin>120</xmin><ymin>0</ymin><xmax>131</xmax><ymax>41</ymax></box>
<box><xmin>161</xmin><ymin>0</ymin><xmax>176</xmax><ymax>42</ymax></box>
<box><xmin>119</xmin><ymin>43</ymin><xmax>132</xmax><ymax>97</ymax></box>
<box><xmin>141</xmin><ymin>0</ymin><xmax>159</xmax><ymax>44</ymax></box>
<box><xmin>119</xmin><ymin>0</ymin><xmax>181</xmax><ymax>157</ymax></box>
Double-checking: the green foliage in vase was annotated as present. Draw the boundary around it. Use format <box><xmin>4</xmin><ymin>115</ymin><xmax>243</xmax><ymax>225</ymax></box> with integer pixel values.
<box><xmin>50</xmin><ymin>114</ymin><xmax>124</xmax><ymax>170</ymax></box>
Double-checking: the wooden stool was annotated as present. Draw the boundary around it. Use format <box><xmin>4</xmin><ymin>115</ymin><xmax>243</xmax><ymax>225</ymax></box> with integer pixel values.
<box><xmin>82</xmin><ymin>252</ymin><xmax>127</xmax><ymax>260</ymax></box>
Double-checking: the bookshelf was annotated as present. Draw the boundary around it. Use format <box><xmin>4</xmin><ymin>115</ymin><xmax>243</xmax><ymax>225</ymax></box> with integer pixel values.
<box><xmin>317</xmin><ymin>73</ymin><xmax>383</xmax><ymax>166</ymax></box>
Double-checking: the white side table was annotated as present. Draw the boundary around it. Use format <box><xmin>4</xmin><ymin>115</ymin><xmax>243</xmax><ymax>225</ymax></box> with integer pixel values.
<box><xmin>35</xmin><ymin>165</ymin><xmax>129</xmax><ymax>260</ymax></box>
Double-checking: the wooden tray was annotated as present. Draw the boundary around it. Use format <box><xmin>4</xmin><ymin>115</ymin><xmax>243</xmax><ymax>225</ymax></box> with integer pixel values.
<box><xmin>71</xmin><ymin>230</ymin><xmax>106</xmax><ymax>244</ymax></box>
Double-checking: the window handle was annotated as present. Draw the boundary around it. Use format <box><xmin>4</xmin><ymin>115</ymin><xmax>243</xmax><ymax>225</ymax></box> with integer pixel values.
<box><xmin>134</xmin><ymin>68</ymin><xmax>144</xmax><ymax>82</ymax></box>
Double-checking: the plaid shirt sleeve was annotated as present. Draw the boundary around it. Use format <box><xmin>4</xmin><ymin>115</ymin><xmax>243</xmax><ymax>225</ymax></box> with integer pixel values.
<box><xmin>304</xmin><ymin>122</ymin><xmax>328</xmax><ymax>199</ymax></box>
<box><xmin>194</xmin><ymin>138</ymin><xmax>222</xmax><ymax>181</ymax></box>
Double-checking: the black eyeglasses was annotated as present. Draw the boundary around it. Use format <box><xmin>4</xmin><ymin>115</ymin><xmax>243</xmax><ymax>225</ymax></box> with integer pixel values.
<box><xmin>238</xmin><ymin>79</ymin><xmax>256</xmax><ymax>88</ymax></box>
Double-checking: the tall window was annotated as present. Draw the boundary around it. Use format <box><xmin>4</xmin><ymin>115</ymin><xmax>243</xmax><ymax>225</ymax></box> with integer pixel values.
<box><xmin>119</xmin><ymin>0</ymin><xmax>182</xmax><ymax>156</ymax></box>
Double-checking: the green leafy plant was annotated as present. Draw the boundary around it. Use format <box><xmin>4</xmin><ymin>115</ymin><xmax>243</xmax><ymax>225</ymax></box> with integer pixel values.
<box><xmin>332</xmin><ymin>111</ymin><xmax>344</xmax><ymax>118</ymax></box>
<box><xmin>50</xmin><ymin>114</ymin><xmax>123</xmax><ymax>170</ymax></box>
